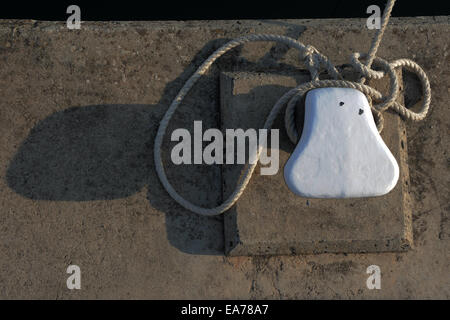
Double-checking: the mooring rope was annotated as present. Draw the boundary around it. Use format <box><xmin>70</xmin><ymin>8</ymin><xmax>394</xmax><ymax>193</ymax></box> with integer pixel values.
<box><xmin>154</xmin><ymin>0</ymin><xmax>431</xmax><ymax>216</ymax></box>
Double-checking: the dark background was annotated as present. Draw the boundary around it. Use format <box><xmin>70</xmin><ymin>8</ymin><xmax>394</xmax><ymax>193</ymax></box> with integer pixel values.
<box><xmin>0</xmin><ymin>0</ymin><xmax>449</xmax><ymax>20</ymax></box>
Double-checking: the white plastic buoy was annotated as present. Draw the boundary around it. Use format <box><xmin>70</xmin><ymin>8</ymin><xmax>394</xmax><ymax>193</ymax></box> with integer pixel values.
<box><xmin>284</xmin><ymin>87</ymin><xmax>399</xmax><ymax>198</ymax></box>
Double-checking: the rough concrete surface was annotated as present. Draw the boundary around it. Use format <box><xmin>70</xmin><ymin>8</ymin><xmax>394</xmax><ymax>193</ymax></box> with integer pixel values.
<box><xmin>221</xmin><ymin>71</ymin><xmax>412</xmax><ymax>256</ymax></box>
<box><xmin>0</xmin><ymin>17</ymin><xmax>448</xmax><ymax>299</ymax></box>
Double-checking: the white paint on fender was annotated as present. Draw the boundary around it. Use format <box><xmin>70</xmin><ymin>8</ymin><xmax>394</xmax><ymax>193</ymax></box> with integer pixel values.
<box><xmin>284</xmin><ymin>87</ymin><xmax>399</xmax><ymax>198</ymax></box>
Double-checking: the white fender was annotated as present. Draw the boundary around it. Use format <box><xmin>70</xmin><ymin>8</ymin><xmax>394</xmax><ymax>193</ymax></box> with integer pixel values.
<box><xmin>284</xmin><ymin>87</ymin><xmax>399</xmax><ymax>198</ymax></box>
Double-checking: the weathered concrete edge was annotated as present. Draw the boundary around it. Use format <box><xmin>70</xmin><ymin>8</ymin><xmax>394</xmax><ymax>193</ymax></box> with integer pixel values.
<box><xmin>0</xmin><ymin>16</ymin><xmax>449</xmax><ymax>33</ymax></box>
<box><xmin>227</xmin><ymin>238</ymin><xmax>412</xmax><ymax>256</ymax></box>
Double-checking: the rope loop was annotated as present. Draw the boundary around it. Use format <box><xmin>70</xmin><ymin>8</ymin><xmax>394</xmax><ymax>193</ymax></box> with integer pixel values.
<box><xmin>389</xmin><ymin>59</ymin><xmax>432</xmax><ymax>121</ymax></box>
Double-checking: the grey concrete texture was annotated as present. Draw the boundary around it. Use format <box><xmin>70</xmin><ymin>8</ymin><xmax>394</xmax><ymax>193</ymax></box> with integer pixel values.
<box><xmin>221</xmin><ymin>71</ymin><xmax>412</xmax><ymax>256</ymax></box>
<box><xmin>0</xmin><ymin>17</ymin><xmax>448</xmax><ymax>299</ymax></box>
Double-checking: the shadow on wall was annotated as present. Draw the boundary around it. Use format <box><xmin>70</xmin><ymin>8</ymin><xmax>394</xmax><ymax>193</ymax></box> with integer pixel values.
<box><xmin>6</xmin><ymin>23</ymin><xmax>311</xmax><ymax>256</ymax></box>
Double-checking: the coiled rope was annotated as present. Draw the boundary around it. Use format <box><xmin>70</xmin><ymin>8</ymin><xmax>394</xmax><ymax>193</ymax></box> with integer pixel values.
<box><xmin>154</xmin><ymin>0</ymin><xmax>431</xmax><ymax>216</ymax></box>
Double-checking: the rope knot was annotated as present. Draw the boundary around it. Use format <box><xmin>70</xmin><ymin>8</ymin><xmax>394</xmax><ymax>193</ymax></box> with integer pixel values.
<box><xmin>350</xmin><ymin>52</ymin><xmax>385</xmax><ymax>79</ymax></box>
<box><xmin>300</xmin><ymin>45</ymin><xmax>321</xmax><ymax>81</ymax></box>
<box><xmin>301</xmin><ymin>45</ymin><xmax>318</xmax><ymax>60</ymax></box>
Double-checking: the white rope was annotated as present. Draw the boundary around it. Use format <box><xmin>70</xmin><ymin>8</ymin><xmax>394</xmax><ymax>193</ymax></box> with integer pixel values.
<box><xmin>154</xmin><ymin>0</ymin><xmax>431</xmax><ymax>216</ymax></box>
